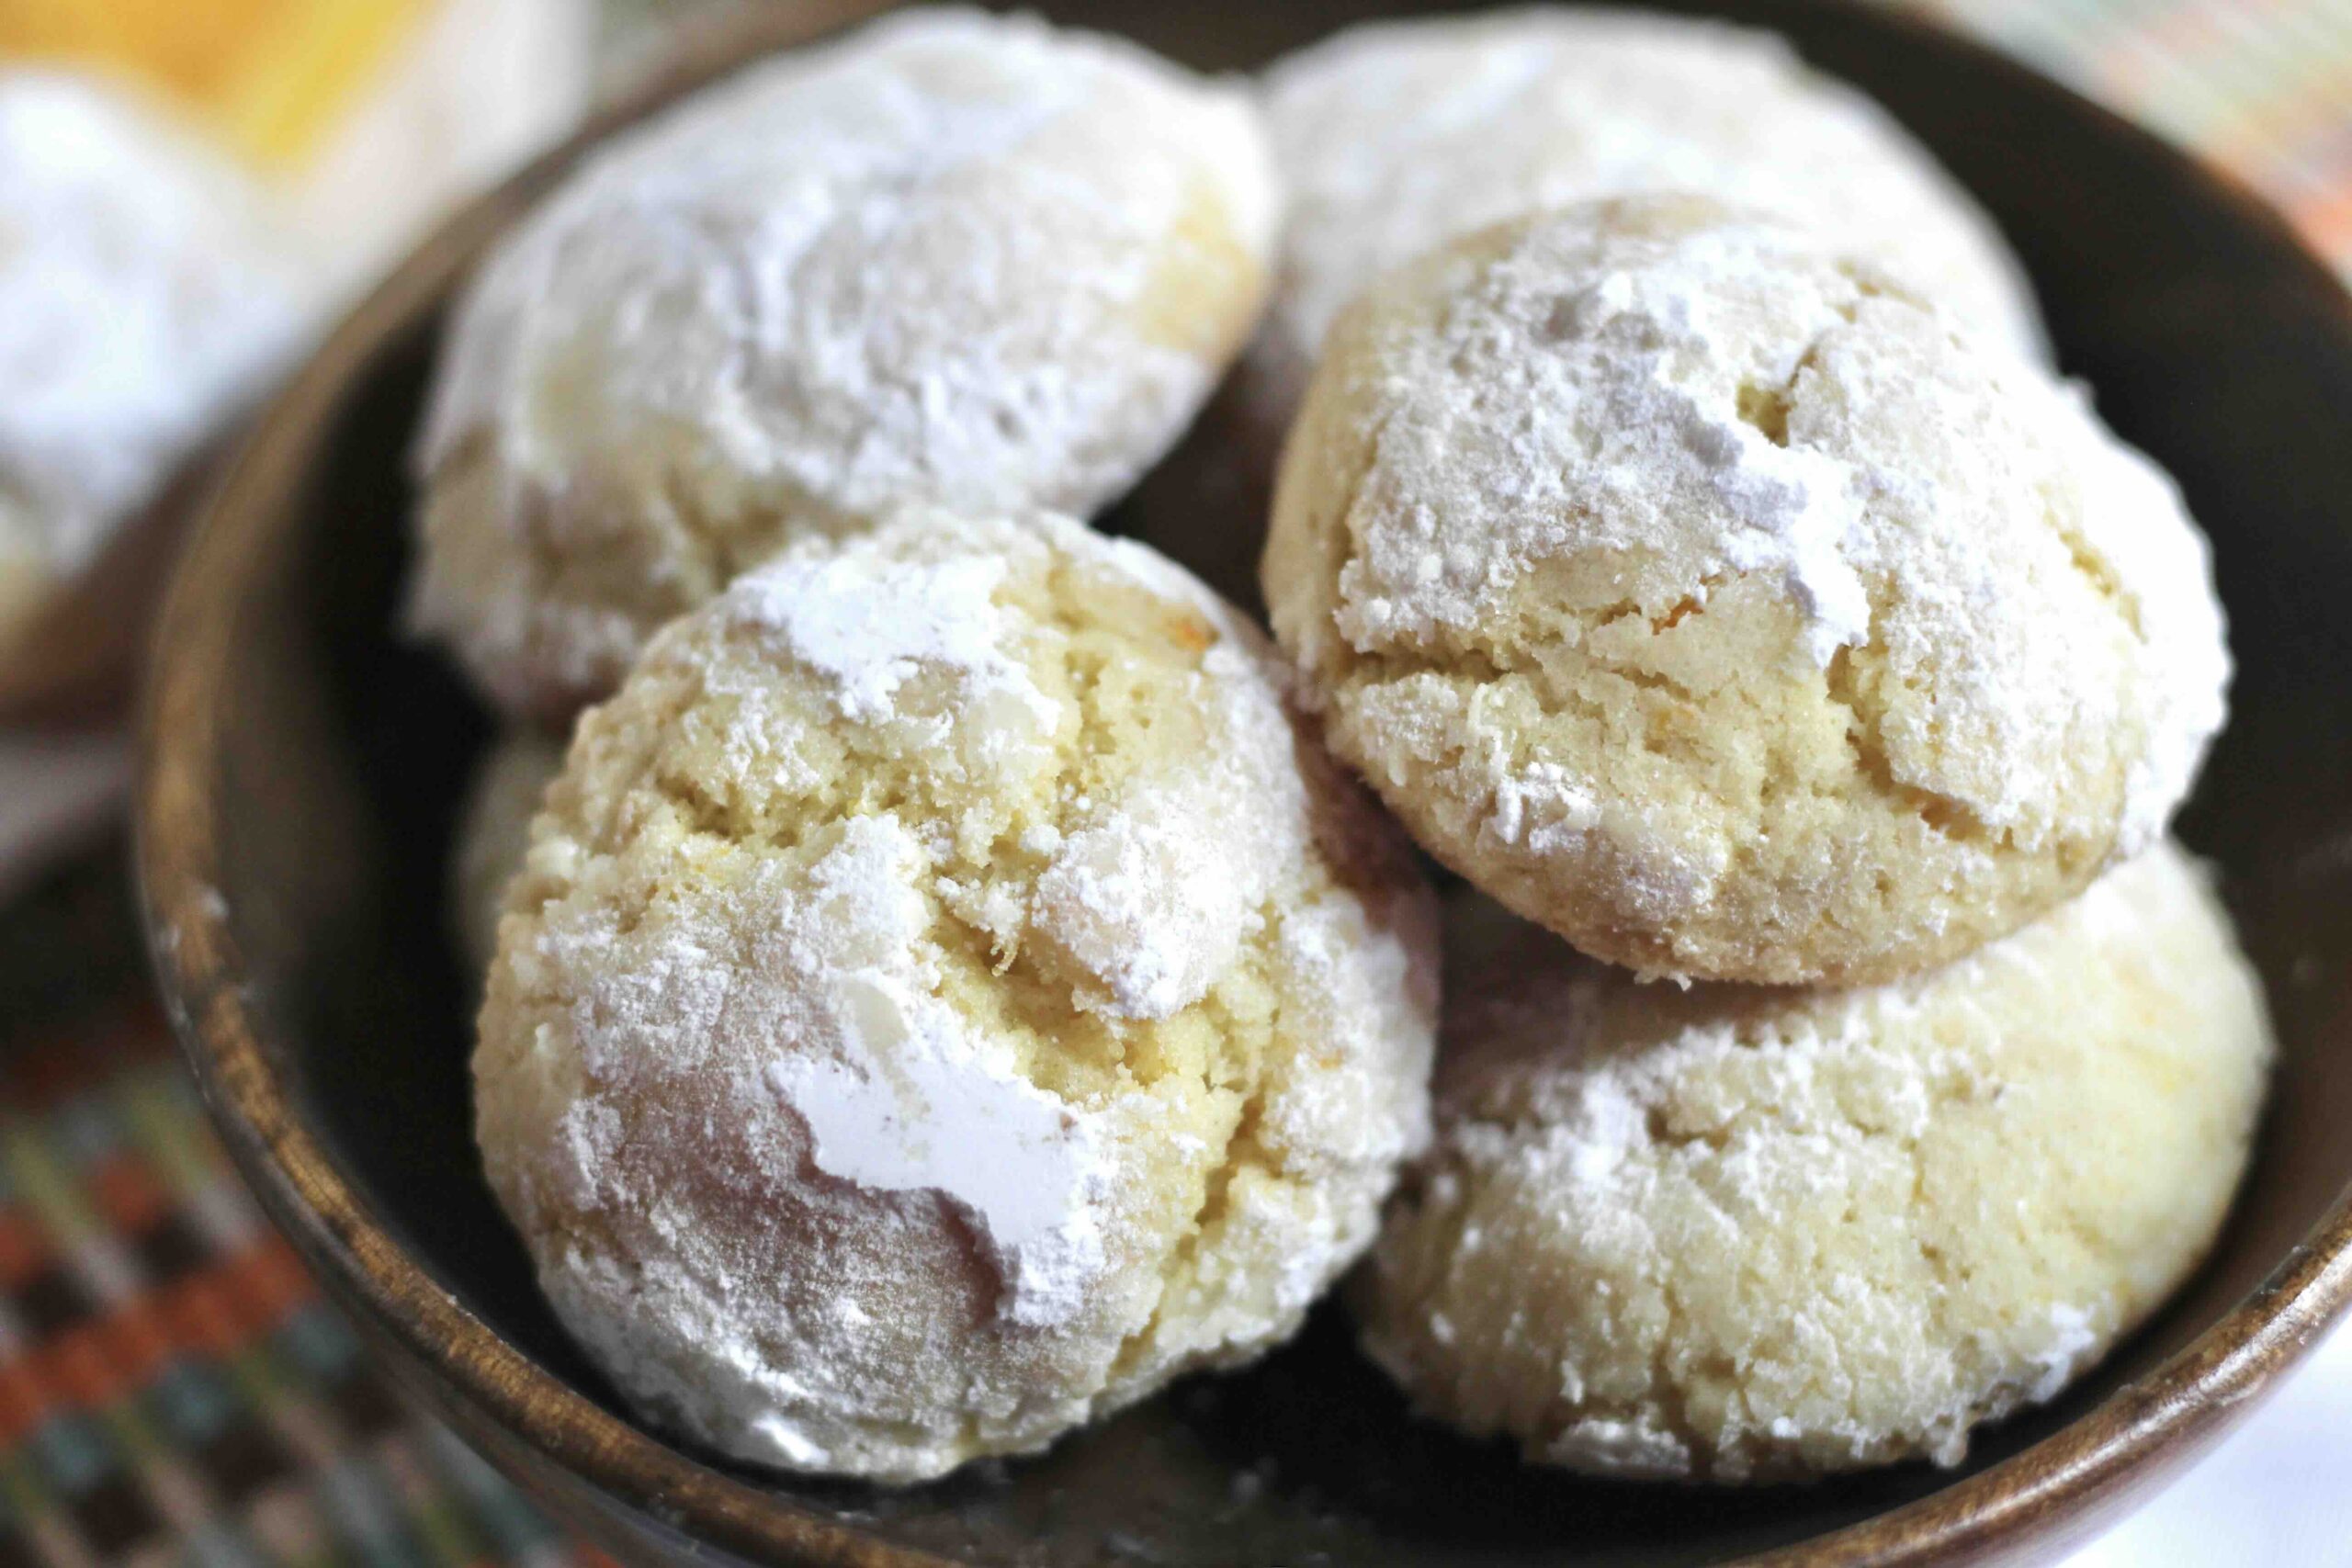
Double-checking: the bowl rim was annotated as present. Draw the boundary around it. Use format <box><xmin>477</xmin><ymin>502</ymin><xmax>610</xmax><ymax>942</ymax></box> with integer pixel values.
<box><xmin>135</xmin><ymin>3</ymin><xmax>2352</xmax><ymax>1564</ymax></box>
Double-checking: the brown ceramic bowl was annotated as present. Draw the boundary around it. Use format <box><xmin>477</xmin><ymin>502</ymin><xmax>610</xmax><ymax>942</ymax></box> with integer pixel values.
<box><xmin>136</xmin><ymin>2</ymin><xmax>2352</xmax><ymax>1564</ymax></box>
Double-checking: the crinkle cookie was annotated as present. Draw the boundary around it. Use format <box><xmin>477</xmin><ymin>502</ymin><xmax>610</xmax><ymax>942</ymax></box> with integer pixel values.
<box><xmin>1247</xmin><ymin>7</ymin><xmax>2042</xmax><ymax>435</ymax></box>
<box><xmin>1357</xmin><ymin>842</ymin><xmax>2272</xmax><ymax>1482</ymax></box>
<box><xmin>474</xmin><ymin>508</ymin><xmax>1438</xmax><ymax>1482</ymax></box>
<box><xmin>0</xmin><ymin>72</ymin><xmax>311</xmax><ymax>652</ymax></box>
<box><xmin>1264</xmin><ymin>197</ymin><xmax>2229</xmax><ymax>985</ymax></box>
<box><xmin>412</xmin><ymin>6</ymin><xmax>1280</xmax><ymax>717</ymax></box>
<box><xmin>452</xmin><ymin>725</ymin><xmax>564</xmax><ymax>974</ymax></box>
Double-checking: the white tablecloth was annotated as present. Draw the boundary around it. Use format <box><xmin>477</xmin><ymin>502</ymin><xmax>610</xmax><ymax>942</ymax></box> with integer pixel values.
<box><xmin>2068</xmin><ymin>1317</ymin><xmax>2352</xmax><ymax>1563</ymax></box>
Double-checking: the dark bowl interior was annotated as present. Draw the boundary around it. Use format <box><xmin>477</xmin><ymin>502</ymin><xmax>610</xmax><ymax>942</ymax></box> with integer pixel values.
<box><xmin>139</xmin><ymin>2</ymin><xmax>2352</xmax><ymax>1564</ymax></box>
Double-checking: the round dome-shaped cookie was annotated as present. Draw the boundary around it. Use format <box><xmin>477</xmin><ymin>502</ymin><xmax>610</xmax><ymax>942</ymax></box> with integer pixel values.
<box><xmin>475</xmin><ymin>507</ymin><xmax>1438</xmax><ymax>1482</ymax></box>
<box><xmin>1264</xmin><ymin>197</ymin><xmax>2229</xmax><ymax>985</ymax></box>
<box><xmin>412</xmin><ymin>6</ymin><xmax>1280</xmax><ymax>717</ymax></box>
<box><xmin>0</xmin><ymin>72</ymin><xmax>311</xmax><ymax>654</ymax></box>
<box><xmin>1248</xmin><ymin>7</ymin><xmax>2044</xmax><ymax>434</ymax></box>
<box><xmin>452</xmin><ymin>725</ymin><xmax>564</xmax><ymax>974</ymax></box>
<box><xmin>1357</xmin><ymin>842</ymin><xmax>2271</xmax><ymax>1481</ymax></box>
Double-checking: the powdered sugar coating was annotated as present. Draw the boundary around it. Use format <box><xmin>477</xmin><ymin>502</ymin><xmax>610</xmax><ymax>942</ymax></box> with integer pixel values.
<box><xmin>750</xmin><ymin>811</ymin><xmax>1115</xmax><ymax>1329</ymax></box>
<box><xmin>1264</xmin><ymin>197</ymin><xmax>2231</xmax><ymax>984</ymax></box>
<box><xmin>412</xmin><ymin>7</ymin><xmax>1280</xmax><ymax>716</ymax></box>
<box><xmin>474</xmin><ymin>507</ymin><xmax>1437</xmax><ymax>1481</ymax></box>
<box><xmin>0</xmin><ymin>73</ymin><xmax>311</xmax><ymax>618</ymax></box>
<box><xmin>1358</xmin><ymin>843</ymin><xmax>2271</xmax><ymax>1480</ymax></box>
<box><xmin>1248</xmin><ymin>6</ymin><xmax>2042</xmax><ymax>434</ymax></box>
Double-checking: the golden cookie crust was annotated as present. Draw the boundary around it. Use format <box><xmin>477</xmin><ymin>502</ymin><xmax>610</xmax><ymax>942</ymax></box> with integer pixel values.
<box><xmin>475</xmin><ymin>509</ymin><xmax>1436</xmax><ymax>1482</ymax></box>
<box><xmin>1264</xmin><ymin>197</ymin><xmax>2229</xmax><ymax>985</ymax></box>
<box><xmin>1357</xmin><ymin>843</ymin><xmax>2271</xmax><ymax>1481</ymax></box>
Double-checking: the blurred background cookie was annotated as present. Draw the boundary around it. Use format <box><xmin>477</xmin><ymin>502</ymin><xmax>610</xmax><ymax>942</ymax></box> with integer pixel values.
<box><xmin>0</xmin><ymin>0</ymin><xmax>592</xmax><ymax>721</ymax></box>
<box><xmin>0</xmin><ymin>0</ymin><xmax>592</xmax><ymax>293</ymax></box>
<box><xmin>0</xmin><ymin>72</ymin><xmax>312</xmax><ymax>716</ymax></box>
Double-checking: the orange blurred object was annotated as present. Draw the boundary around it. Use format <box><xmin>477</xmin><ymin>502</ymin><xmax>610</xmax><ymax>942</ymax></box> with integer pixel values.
<box><xmin>0</xmin><ymin>0</ymin><xmax>428</xmax><ymax>166</ymax></box>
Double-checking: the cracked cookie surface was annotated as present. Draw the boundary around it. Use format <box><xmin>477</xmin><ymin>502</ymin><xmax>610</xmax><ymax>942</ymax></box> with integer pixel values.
<box><xmin>1355</xmin><ymin>843</ymin><xmax>2271</xmax><ymax>1481</ymax></box>
<box><xmin>1263</xmin><ymin>197</ymin><xmax>2231</xmax><ymax>984</ymax></box>
<box><xmin>473</xmin><ymin>507</ymin><xmax>1436</xmax><ymax>1482</ymax></box>
<box><xmin>410</xmin><ymin>7</ymin><xmax>1278</xmax><ymax>718</ymax></box>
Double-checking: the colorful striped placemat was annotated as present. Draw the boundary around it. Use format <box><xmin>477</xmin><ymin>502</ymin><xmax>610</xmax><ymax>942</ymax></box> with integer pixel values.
<box><xmin>0</xmin><ymin>847</ymin><xmax>608</xmax><ymax>1568</ymax></box>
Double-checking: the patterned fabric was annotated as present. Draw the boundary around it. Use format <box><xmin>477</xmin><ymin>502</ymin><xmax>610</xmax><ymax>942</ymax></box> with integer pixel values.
<box><xmin>0</xmin><ymin>6</ymin><xmax>2346</xmax><ymax>1566</ymax></box>
<box><xmin>0</xmin><ymin>906</ymin><xmax>611</xmax><ymax>1568</ymax></box>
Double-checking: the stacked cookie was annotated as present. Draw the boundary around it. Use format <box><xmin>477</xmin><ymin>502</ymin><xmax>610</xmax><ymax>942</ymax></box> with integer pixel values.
<box><xmin>422</xmin><ymin>6</ymin><xmax>2271</xmax><ymax>1491</ymax></box>
<box><xmin>1259</xmin><ymin>17</ymin><xmax>2263</xmax><ymax>1483</ymax></box>
<box><xmin>430</xmin><ymin>7</ymin><xmax>1442</xmax><ymax>1485</ymax></box>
